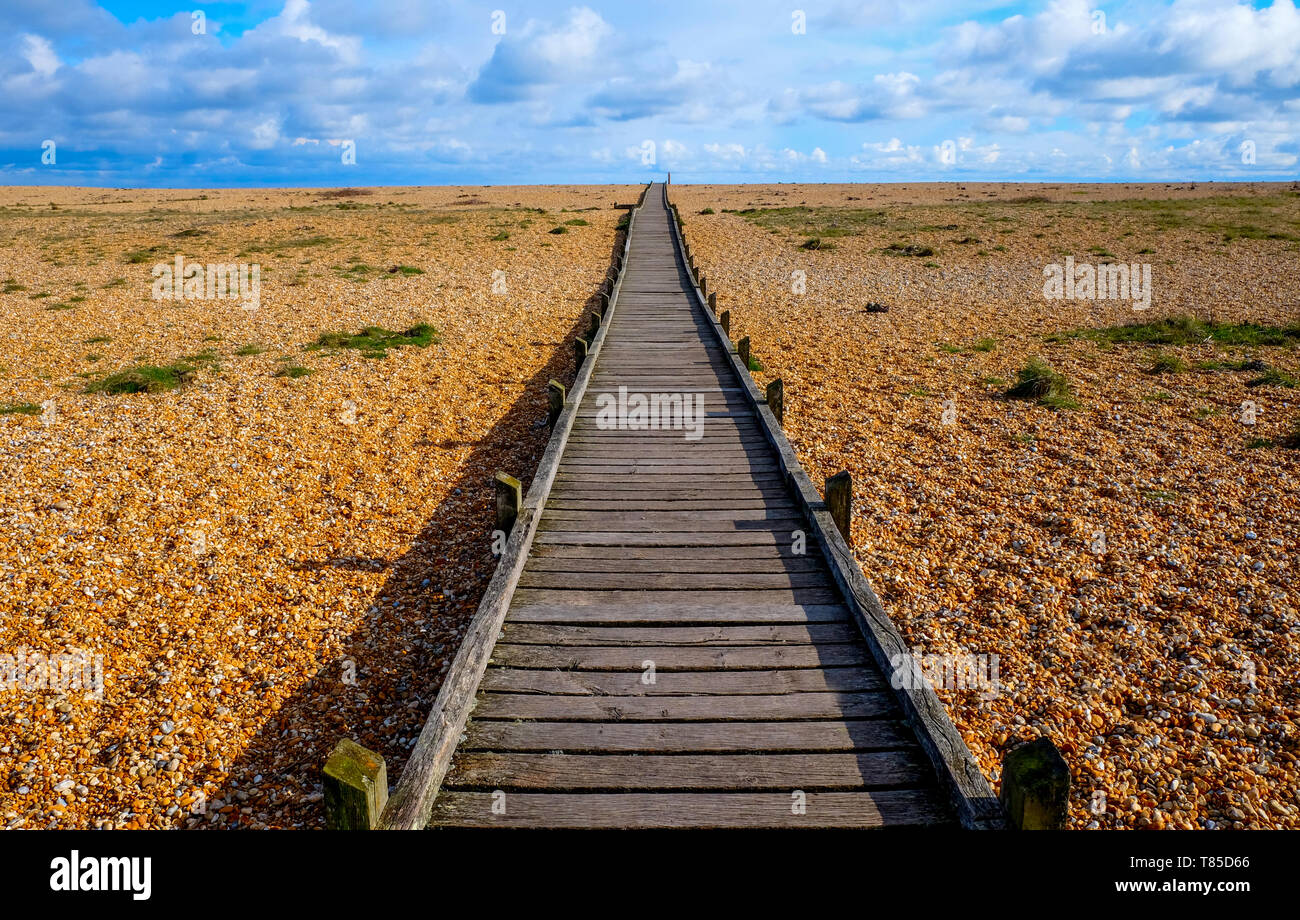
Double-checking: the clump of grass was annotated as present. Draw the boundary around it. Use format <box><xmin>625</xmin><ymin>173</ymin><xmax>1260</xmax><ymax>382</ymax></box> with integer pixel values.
<box><xmin>747</xmin><ymin>354</ymin><xmax>763</xmax><ymax>372</ymax></box>
<box><xmin>275</xmin><ymin>365</ymin><xmax>314</xmax><ymax>379</ymax></box>
<box><xmin>84</xmin><ymin>336</ymin><xmax>112</xmax><ymax>344</ymax></box>
<box><xmin>1005</xmin><ymin>357</ymin><xmax>1079</xmax><ymax>409</ymax></box>
<box><xmin>124</xmin><ymin>246</ymin><xmax>163</xmax><ymax>264</ymax></box>
<box><xmin>335</xmin><ymin>262</ymin><xmax>375</xmax><ymax>282</ymax></box>
<box><xmin>490</xmin><ymin>230</ymin><xmax>510</xmax><ymax>241</ymax></box>
<box><xmin>0</xmin><ymin>402</ymin><xmax>41</xmax><ymax>415</ymax></box>
<box><xmin>699</xmin><ymin>208</ymin><xmax>715</xmax><ymax>215</ymax></box>
<box><xmin>1246</xmin><ymin>436</ymin><xmax>1274</xmax><ymax>449</ymax></box>
<box><xmin>1075</xmin><ymin>316</ymin><xmax>1300</xmax><ymax>347</ymax></box>
<box><xmin>1147</xmin><ymin>351</ymin><xmax>1189</xmax><ymax>375</ymax></box>
<box><xmin>884</xmin><ymin>243</ymin><xmax>935</xmax><ymax>257</ymax></box>
<box><xmin>2</xmin><ymin>281</ymin><xmax>26</xmax><ymax>293</ymax></box>
<box><xmin>1246</xmin><ymin>367</ymin><xmax>1298</xmax><ymax>389</ymax></box>
<box><xmin>44</xmin><ymin>302</ymin><xmax>75</xmax><ymax>311</ymax></box>
<box><xmin>1279</xmin><ymin>419</ymin><xmax>1300</xmax><ymax>449</ymax></box>
<box><xmin>800</xmin><ymin>237</ymin><xmax>834</xmax><ymax>251</ymax></box>
<box><xmin>1197</xmin><ymin>357</ymin><xmax>1267</xmax><ymax>372</ymax></box>
<box><xmin>386</xmin><ymin>265</ymin><xmax>424</xmax><ymax>276</ymax></box>
<box><xmin>85</xmin><ymin>361</ymin><xmax>198</xmax><ymax>394</ymax></box>
<box><xmin>616</xmin><ymin>214</ymin><xmax>631</xmax><ymax>232</ymax></box>
<box><xmin>235</xmin><ymin>344</ymin><xmax>266</xmax><ymax>356</ymax></box>
<box><xmin>548</xmin><ymin>226</ymin><xmax>568</xmax><ymax>234</ymax></box>
<box><xmin>308</xmin><ymin>324</ymin><xmax>439</xmax><ymax>358</ymax></box>
<box><xmin>564</xmin><ymin>218</ymin><xmax>589</xmax><ymax>226</ymax></box>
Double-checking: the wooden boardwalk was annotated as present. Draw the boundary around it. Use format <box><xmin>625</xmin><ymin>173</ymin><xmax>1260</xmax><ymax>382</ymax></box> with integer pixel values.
<box><xmin>395</xmin><ymin>183</ymin><xmax>1001</xmax><ymax>829</ymax></box>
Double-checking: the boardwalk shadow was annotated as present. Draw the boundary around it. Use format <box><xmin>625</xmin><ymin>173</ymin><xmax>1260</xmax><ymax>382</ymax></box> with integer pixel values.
<box><xmin>211</xmin><ymin>228</ymin><xmax>628</xmax><ymax>829</ymax></box>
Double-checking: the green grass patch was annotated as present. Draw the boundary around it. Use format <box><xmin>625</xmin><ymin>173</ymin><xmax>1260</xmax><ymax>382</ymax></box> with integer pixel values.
<box><xmin>884</xmin><ymin>242</ymin><xmax>935</xmax><ymax>257</ymax></box>
<box><xmin>275</xmin><ymin>365</ymin><xmax>314</xmax><ymax>379</ymax></box>
<box><xmin>564</xmin><ymin>218</ymin><xmax>589</xmax><ymax>226</ymax></box>
<box><xmin>84</xmin><ymin>336</ymin><xmax>112</xmax><ymax>344</ymax></box>
<box><xmin>548</xmin><ymin>226</ymin><xmax>568</xmax><ymax>234</ymax></box>
<box><xmin>307</xmin><ymin>324</ymin><xmax>439</xmax><ymax>358</ymax></box>
<box><xmin>386</xmin><ymin>265</ymin><xmax>424</xmax><ymax>276</ymax></box>
<box><xmin>124</xmin><ymin>246</ymin><xmax>164</xmax><ymax>264</ymax></box>
<box><xmin>800</xmin><ymin>237</ymin><xmax>835</xmax><ymax>251</ymax></box>
<box><xmin>1071</xmin><ymin>315</ymin><xmax>1300</xmax><ymax>347</ymax></box>
<box><xmin>699</xmin><ymin>208</ymin><xmax>715</xmax><ymax>215</ymax></box>
<box><xmin>1147</xmin><ymin>351</ymin><xmax>1189</xmax><ymax>374</ymax></box>
<box><xmin>85</xmin><ymin>361</ymin><xmax>198</xmax><ymax>394</ymax></box>
<box><xmin>234</xmin><ymin>344</ymin><xmax>266</xmax><ymax>356</ymax></box>
<box><xmin>0</xmin><ymin>402</ymin><xmax>41</xmax><ymax>415</ymax></box>
<box><xmin>2</xmin><ymin>281</ymin><xmax>26</xmax><ymax>293</ymax></box>
<box><xmin>1005</xmin><ymin>357</ymin><xmax>1080</xmax><ymax>409</ymax></box>
<box><xmin>1246</xmin><ymin>366</ymin><xmax>1298</xmax><ymax>388</ymax></box>
<box><xmin>490</xmin><ymin>230</ymin><xmax>510</xmax><ymax>241</ymax></box>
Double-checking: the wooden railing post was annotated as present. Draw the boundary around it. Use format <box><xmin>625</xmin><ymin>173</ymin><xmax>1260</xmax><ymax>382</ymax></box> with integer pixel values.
<box><xmin>1001</xmin><ymin>738</ymin><xmax>1070</xmax><ymax>830</ymax></box>
<box><xmin>588</xmin><ymin>311</ymin><xmax>601</xmax><ymax>340</ymax></box>
<box><xmin>495</xmin><ymin>471</ymin><xmax>522</xmax><ymax>534</ymax></box>
<box><xmin>574</xmin><ymin>337</ymin><xmax>588</xmax><ymax>369</ymax></box>
<box><xmin>766</xmin><ymin>378</ymin><xmax>783</xmax><ymax>425</ymax></box>
<box><xmin>720</xmin><ymin>310</ymin><xmax>730</xmax><ymax>338</ymax></box>
<box><xmin>826</xmin><ymin>470</ymin><xmax>852</xmax><ymax>543</ymax></box>
<box><xmin>699</xmin><ymin>275</ymin><xmax>707</xmax><ymax>296</ymax></box>
<box><xmin>547</xmin><ymin>379</ymin><xmax>566</xmax><ymax>427</ymax></box>
<box><xmin>323</xmin><ymin>739</ymin><xmax>388</xmax><ymax>830</ymax></box>
<box><xmin>737</xmin><ymin>336</ymin><xmax>751</xmax><ymax>369</ymax></box>
<box><xmin>707</xmin><ymin>292</ymin><xmax>716</xmax><ymax>315</ymax></box>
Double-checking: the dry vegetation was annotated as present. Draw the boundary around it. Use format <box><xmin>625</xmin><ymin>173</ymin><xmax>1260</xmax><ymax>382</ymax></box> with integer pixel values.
<box><xmin>672</xmin><ymin>180</ymin><xmax>1300</xmax><ymax>829</ymax></box>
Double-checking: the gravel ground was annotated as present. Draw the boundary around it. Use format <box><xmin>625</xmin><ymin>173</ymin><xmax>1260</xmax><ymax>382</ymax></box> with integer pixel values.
<box><xmin>0</xmin><ymin>184</ymin><xmax>636</xmax><ymax>828</ymax></box>
<box><xmin>672</xmin><ymin>181</ymin><xmax>1300</xmax><ymax>829</ymax></box>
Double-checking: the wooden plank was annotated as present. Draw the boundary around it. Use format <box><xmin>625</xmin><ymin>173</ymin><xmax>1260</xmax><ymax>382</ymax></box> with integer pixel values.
<box><xmin>444</xmin><ymin>751</ymin><xmax>931</xmax><ymax>790</ymax></box>
<box><xmin>499</xmin><ymin>623</ymin><xmax>859</xmax><ymax>645</ymax></box>
<box><xmin>507</xmin><ymin>602</ymin><xmax>851</xmax><ymax>624</ymax></box>
<box><xmin>471</xmin><ymin>691</ymin><xmax>895</xmax><ymax>721</ymax></box>
<box><xmin>522</xmin><ymin>556</ymin><xmax>822</xmax><ymax>573</ymax></box>
<box><xmin>490</xmin><ymin>643</ymin><xmax>867</xmax><ymax>670</ymax></box>
<box><xmin>430</xmin><ymin>790</ymin><xmax>953</xmax><ymax>828</ymax></box>
<box><xmin>512</xmin><ymin>588</ymin><xmax>840</xmax><ymax>606</ymax></box>
<box><xmin>461</xmin><ymin>718</ymin><xmax>915</xmax><ymax>753</ymax></box>
<box><xmin>515</xmin><ymin>571</ymin><xmax>829</xmax><ymax>590</ymax></box>
<box><xmin>532</xmin><ymin>527</ymin><xmax>800</xmax><ymax>541</ymax></box>
<box><xmin>478</xmin><ymin>666</ymin><xmax>882</xmax><ymax>695</ymax></box>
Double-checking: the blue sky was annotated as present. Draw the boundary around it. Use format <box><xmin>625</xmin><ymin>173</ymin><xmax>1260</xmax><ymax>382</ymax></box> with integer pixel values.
<box><xmin>2</xmin><ymin>0</ymin><xmax>1298</xmax><ymax>186</ymax></box>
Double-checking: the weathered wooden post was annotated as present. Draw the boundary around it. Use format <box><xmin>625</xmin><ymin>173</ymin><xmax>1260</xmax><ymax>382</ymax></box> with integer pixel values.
<box><xmin>547</xmin><ymin>379</ymin><xmax>566</xmax><ymax>427</ymax></box>
<box><xmin>766</xmin><ymin>378</ymin><xmax>784</xmax><ymax>425</ymax></box>
<box><xmin>737</xmin><ymin>336</ymin><xmax>751</xmax><ymax>369</ymax></box>
<box><xmin>1001</xmin><ymin>738</ymin><xmax>1070</xmax><ymax>830</ymax></box>
<box><xmin>720</xmin><ymin>310</ymin><xmax>730</xmax><ymax>337</ymax></box>
<box><xmin>599</xmin><ymin>290</ymin><xmax>610</xmax><ymax>316</ymax></box>
<box><xmin>574</xmin><ymin>337</ymin><xmax>588</xmax><ymax>369</ymax></box>
<box><xmin>707</xmin><ymin>292</ymin><xmax>716</xmax><ymax>315</ymax></box>
<box><xmin>826</xmin><ymin>471</ymin><xmax>852</xmax><ymax>543</ymax></box>
<box><xmin>699</xmin><ymin>275</ymin><xmax>707</xmax><ymax>296</ymax></box>
<box><xmin>323</xmin><ymin>738</ymin><xmax>387</xmax><ymax>830</ymax></box>
<box><xmin>495</xmin><ymin>471</ymin><xmax>522</xmax><ymax>535</ymax></box>
<box><xmin>588</xmin><ymin>311</ymin><xmax>601</xmax><ymax>340</ymax></box>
